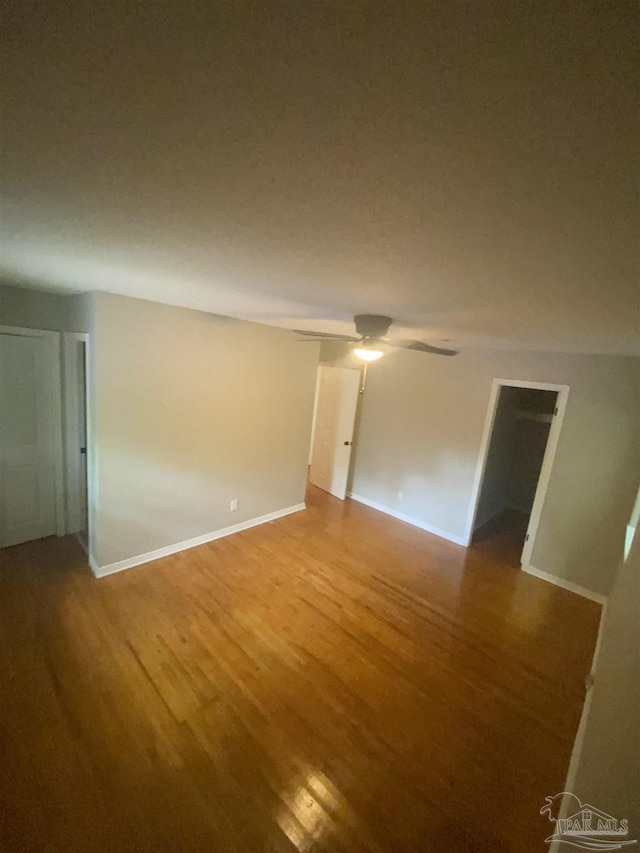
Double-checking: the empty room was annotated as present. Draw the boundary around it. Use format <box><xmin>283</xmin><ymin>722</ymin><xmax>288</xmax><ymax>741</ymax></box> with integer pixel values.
<box><xmin>1</xmin><ymin>3</ymin><xmax>638</xmax><ymax>852</ymax></box>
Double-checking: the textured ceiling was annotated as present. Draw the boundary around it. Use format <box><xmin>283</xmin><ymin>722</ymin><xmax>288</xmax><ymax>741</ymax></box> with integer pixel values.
<box><xmin>1</xmin><ymin>1</ymin><xmax>637</xmax><ymax>352</ymax></box>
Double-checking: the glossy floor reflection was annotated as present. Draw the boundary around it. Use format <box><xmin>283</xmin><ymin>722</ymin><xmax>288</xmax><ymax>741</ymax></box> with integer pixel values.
<box><xmin>0</xmin><ymin>485</ymin><xmax>600</xmax><ymax>852</ymax></box>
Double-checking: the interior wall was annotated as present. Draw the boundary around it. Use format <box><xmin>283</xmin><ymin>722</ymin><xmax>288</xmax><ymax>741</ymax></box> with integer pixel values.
<box><xmin>65</xmin><ymin>292</ymin><xmax>94</xmax><ymax>333</ymax></box>
<box><xmin>91</xmin><ymin>292</ymin><xmax>319</xmax><ymax>568</ymax></box>
<box><xmin>562</xmin><ymin>532</ymin><xmax>639</xmax><ymax>845</ymax></box>
<box><xmin>321</xmin><ymin>343</ymin><xmax>639</xmax><ymax>596</ymax></box>
<box><xmin>0</xmin><ymin>284</ymin><xmax>91</xmax><ymax>332</ymax></box>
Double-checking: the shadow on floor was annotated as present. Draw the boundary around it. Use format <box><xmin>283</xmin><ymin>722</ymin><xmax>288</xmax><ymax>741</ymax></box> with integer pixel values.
<box><xmin>470</xmin><ymin>509</ymin><xmax>530</xmax><ymax>569</ymax></box>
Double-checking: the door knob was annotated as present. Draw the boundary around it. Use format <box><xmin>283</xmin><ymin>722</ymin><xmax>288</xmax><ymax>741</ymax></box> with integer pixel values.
<box><xmin>343</xmin><ymin>440</ymin><xmax>352</xmax><ymax>446</ymax></box>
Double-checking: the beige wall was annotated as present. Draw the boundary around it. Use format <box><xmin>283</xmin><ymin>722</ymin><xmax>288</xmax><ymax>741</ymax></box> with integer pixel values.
<box><xmin>91</xmin><ymin>292</ymin><xmax>319</xmax><ymax>567</ymax></box>
<box><xmin>0</xmin><ymin>284</ymin><xmax>91</xmax><ymax>332</ymax></box>
<box><xmin>65</xmin><ymin>292</ymin><xmax>93</xmax><ymax>333</ymax></box>
<box><xmin>322</xmin><ymin>343</ymin><xmax>639</xmax><ymax>595</ymax></box>
<box><xmin>562</xmin><ymin>532</ymin><xmax>639</xmax><ymax>844</ymax></box>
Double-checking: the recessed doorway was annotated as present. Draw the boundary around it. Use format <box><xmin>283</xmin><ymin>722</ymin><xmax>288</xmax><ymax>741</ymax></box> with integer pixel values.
<box><xmin>465</xmin><ymin>379</ymin><xmax>569</xmax><ymax>568</ymax></box>
<box><xmin>63</xmin><ymin>333</ymin><xmax>90</xmax><ymax>551</ymax></box>
<box><xmin>308</xmin><ymin>365</ymin><xmax>361</xmax><ymax>500</ymax></box>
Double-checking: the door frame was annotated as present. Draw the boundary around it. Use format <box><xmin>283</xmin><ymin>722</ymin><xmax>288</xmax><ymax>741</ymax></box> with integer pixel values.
<box><xmin>463</xmin><ymin>378</ymin><xmax>570</xmax><ymax>566</ymax></box>
<box><xmin>62</xmin><ymin>332</ymin><xmax>91</xmax><ymax>547</ymax></box>
<box><xmin>309</xmin><ymin>364</ymin><xmax>362</xmax><ymax>500</ymax></box>
<box><xmin>307</xmin><ymin>367</ymin><xmax>323</xmax><ymax>465</ymax></box>
<box><xmin>0</xmin><ymin>325</ymin><xmax>65</xmax><ymax>539</ymax></box>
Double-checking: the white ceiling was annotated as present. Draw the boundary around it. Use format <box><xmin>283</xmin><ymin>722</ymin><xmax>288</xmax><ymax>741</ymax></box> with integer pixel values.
<box><xmin>1</xmin><ymin>3</ymin><xmax>637</xmax><ymax>353</ymax></box>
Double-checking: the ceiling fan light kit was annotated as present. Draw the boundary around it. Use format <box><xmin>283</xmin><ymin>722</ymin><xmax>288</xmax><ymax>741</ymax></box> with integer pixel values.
<box><xmin>352</xmin><ymin>347</ymin><xmax>384</xmax><ymax>362</ymax></box>
<box><xmin>294</xmin><ymin>314</ymin><xmax>459</xmax><ymax>361</ymax></box>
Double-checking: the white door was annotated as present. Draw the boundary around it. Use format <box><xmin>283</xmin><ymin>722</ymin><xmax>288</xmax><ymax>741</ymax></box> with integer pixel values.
<box><xmin>309</xmin><ymin>366</ymin><xmax>361</xmax><ymax>499</ymax></box>
<box><xmin>77</xmin><ymin>343</ymin><xmax>88</xmax><ymax>538</ymax></box>
<box><xmin>0</xmin><ymin>331</ymin><xmax>58</xmax><ymax>547</ymax></box>
<box><xmin>63</xmin><ymin>336</ymin><xmax>88</xmax><ymax>538</ymax></box>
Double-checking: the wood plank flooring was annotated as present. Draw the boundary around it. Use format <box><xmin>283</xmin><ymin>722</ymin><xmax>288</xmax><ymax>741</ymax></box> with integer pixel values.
<box><xmin>0</xmin><ymin>486</ymin><xmax>600</xmax><ymax>852</ymax></box>
<box><xmin>471</xmin><ymin>509</ymin><xmax>531</xmax><ymax>568</ymax></box>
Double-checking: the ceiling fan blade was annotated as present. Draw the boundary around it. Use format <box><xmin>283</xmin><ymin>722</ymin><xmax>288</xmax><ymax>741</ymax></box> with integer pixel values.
<box><xmin>389</xmin><ymin>340</ymin><xmax>459</xmax><ymax>356</ymax></box>
<box><xmin>294</xmin><ymin>330</ymin><xmax>360</xmax><ymax>342</ymax></box>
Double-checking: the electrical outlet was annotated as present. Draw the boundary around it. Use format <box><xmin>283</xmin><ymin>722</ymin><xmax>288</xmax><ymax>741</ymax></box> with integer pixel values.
<box><xmin>397</xmin><ymin>491</ymin><xmax>403</xmax><ymax>501</ymax></box>
<box><xmin>230</xmin><ymin>498</ymin><xmax>239</xmax><ymax>511</ymax></box>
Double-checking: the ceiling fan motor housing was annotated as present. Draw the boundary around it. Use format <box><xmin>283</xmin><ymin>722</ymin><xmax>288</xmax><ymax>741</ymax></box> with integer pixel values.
<box><xmin>354</xmin><ymin>314</ymin><xmax>393</xmax><ymax>340</ymax></box>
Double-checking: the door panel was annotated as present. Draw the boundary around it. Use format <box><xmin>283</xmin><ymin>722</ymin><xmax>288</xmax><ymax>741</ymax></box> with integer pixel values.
<box><xmin>0</xmin><ymin>333</ymin><xmax>57</xmax><ymax>547</ymax></box>
<box><xmin>78</xmin><ymin>342</ymin><xmax>88</xmax><ymax>536</ymax></box>
<box><xmin>64</xmin><ymin>338</ymin><xmax>88</xmax><ymax>536</ymax></box>
<box><xmin>309</xmin><ymin>366</ymin><xmax>361</xmax><ymax>500</ymax></box>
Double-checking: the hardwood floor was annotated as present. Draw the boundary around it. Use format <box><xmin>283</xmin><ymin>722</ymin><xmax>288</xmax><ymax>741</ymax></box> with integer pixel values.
<box><xmin>471</xmin><ymin>509</ymin><xmax>531</xmax><ymax>569</ymax></box>
<box><xmin>0</xmin><ymin>486</ymin><xmax>600</xmax><ymax>852</ymax></box>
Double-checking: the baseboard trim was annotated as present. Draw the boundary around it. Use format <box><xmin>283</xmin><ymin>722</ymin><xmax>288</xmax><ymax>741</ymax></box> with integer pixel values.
<box><xmin>349</xmin><ymin>493</ymin><xmax>466</xmax><ymax>546</ymax></box>
<box><xmin>90</xmin><ymin>503</ymin><xmax>306</xmax><ymax>579</ymax></box>
<box><xmin>522</xmin><ymin>564</ymin><xmax>606</xmax><ymax>604</ymax></box>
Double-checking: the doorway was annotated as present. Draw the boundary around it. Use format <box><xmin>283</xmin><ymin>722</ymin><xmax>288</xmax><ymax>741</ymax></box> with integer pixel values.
<box><xmin>309</xmin><ymin>365</ymin><xmax>361</xmax><ymax>499</ymax></box>
<box><xmin>0</xmin><ymin>326</ymin><xmax>65</xmax><ymax>548</ymax></box>
<box><xmin>63</xmin><ymin>333</ymin><xmax>90</xmax><ymax>550</ymax></box>
<box><xmin>0</xmin><ymin>327</ymin><xmax>92</xmax><ymax>553</ymax></box>
<box><xmin>466</xmin><ymin>380</ymin><xmax>569</xmax><ymax>568</ymax></box>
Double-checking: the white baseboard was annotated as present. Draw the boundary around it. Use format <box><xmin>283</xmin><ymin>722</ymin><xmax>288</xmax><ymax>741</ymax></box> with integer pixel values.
<box><xmin>522</xmin><ymin>564</ymin><xmax>606</xmax><ymax>605</ymax></box>
<box><xmin>349</xmin><ymin>493</ymin><xmax>466</xmax><ymax>546</ymax></box>
<box><xmin>90</xmin><ymin>503</ymin><xmax>306</xmax><ymax>579</ymax></box>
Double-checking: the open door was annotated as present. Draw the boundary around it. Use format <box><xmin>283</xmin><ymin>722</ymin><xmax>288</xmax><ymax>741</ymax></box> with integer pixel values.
<box><xmin>309</xmin><ymin>366</ymin><xmax>361</xmax><ymax>500</ymax></box>
<box><xmin>63</xmin><ymin>333</ymin><xmax>89</xmax><ymax>548</ymax></box>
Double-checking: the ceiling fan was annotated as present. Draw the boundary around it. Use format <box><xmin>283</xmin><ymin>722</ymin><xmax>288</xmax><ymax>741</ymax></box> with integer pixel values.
<box><xmin>294</xmin><ymin>315</ymin><xmax>459</xmax><ymax>362</ymax></box>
